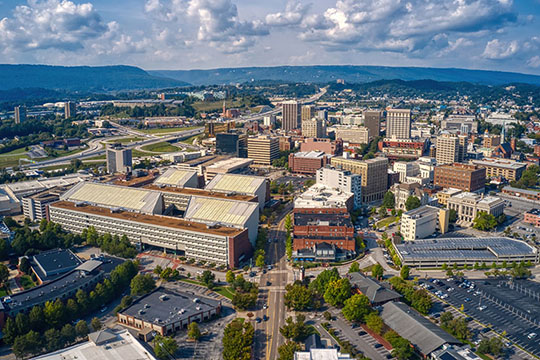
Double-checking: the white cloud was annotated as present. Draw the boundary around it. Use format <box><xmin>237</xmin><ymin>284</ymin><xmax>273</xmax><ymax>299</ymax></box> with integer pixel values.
<box><xmin>527</xmin><ymin>55</ymin><xmax>540</xmax><ymax>68</ymax></box>
<box><xmin>482</xmin><ymin>39</ymin><xmax>519</xmax><ymax>59</ymax></box>
<box><xmin>265</xmin><ymin>0</ymin><xmax>310</xmax><ymax>26</ymax></box>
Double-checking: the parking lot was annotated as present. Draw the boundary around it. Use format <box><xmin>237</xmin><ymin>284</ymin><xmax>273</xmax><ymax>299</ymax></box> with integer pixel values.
<box><xmin>423</xmin><ymin>278</ymin><xmax>540</xmax><ymax>358</ymax></box>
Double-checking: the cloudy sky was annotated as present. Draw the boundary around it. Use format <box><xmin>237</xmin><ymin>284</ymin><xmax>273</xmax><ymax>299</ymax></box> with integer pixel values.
<box><xmin>0</xmin><ymin>0</ymin><xmax>539</xmax><ymax>74</ymax></box>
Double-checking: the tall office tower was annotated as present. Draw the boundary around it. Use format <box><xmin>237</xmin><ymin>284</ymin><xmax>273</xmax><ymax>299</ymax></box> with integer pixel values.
<box><xmin>64</xmin><ymin>101</ymin><xmax>76</xmax><ymax>119</ymax></box>
<box><xmin>14</xmin><ymin>106</ymin><xmax>26</xmax><ymax>124</ymax></box>
<box><xmin>263</xmin><ymin>114</ymin><xmax>276</xmax><ymax>127</ymax></box>
<box><xmin>216</xmin><ymin>131</ymin><xmax>247</xmax><ymax>157</ymax></box>
<box><xmin>302</xmin><ymin>118</ymin><xmax>326</xmax><ymax>138</ymax></box>
<box><xmin>282</xmin><ymin>100</ymin><xmax>300</xmax><ymax>132</ymax></box>
<box><xmin>386</xmin><ymin>109</ymin><xmax>411</xmax><ymax>139</ymax></box>
<box><xmin>457</xmin><ymin>135</ymin><xmax>468</xmax><ymax>163</ymax></box>
<box><xmin>363</xmin><ymin>110</ymin><xmax>381</xmax><ymax>138</ymax></box>
<box><xmin>436</xmin><ymin>134</ymin><xmax>460</xmax><ymax>165</ymax></box>
<box><xmin>317</xmin><ymin>109</ymin><xmax>328</xmax><ymax>121</ymax></box>
<box><xmin>301</xmin><ymin>105</ymin><xmax>315</xmax><ymax>122</ymax></box>
<box><xmin>247</xmin><ymin>135</ymin><xmax>279</xmax><ymax>165</ymax></box>
<box><xmin>106</xmin><ymin>143</ymin><xmax>132</xmax><ymax>174</ymax></box>
<box><xmin>330</xmin><ymin>156</ymin><xmax>388</xmax><ymax>203</ymax></box>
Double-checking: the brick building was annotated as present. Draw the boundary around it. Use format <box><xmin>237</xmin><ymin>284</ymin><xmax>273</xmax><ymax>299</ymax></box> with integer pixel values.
<box><xmin>434</xmin><ymin>163</ymin><xmax>486</xmax><ymax>193</ymax></box>
<box><xmin>300</xmin><ymin>138</ymin><xmax>343</xmax><ymax>155</ymax></box>
<box><xmin>288</xmin><ymin>151</ymin><xmax>331</xmax><ymax>175</ymax></box>
<box><xmin>378</xmin><ymin>138</ymin><xmax>428</xmax><ymax>160</ymax></box>
<box><xmin>524</xmin><ymin>209</ymin><xmax>540</xmax><ymax>227</ymax></box>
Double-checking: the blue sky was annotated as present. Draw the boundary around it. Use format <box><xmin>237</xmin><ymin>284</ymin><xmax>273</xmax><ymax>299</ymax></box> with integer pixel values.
<box><xmin>0</xmin><ymin>0</ymin><xmax>539</xmax><ymax>74</ymax></box>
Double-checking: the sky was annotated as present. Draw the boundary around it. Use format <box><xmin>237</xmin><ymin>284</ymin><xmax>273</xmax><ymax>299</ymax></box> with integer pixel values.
<box><xmin>0</xmin><ymin>0</ymin><xmax>539</xmax><ymax>74</ymax></box>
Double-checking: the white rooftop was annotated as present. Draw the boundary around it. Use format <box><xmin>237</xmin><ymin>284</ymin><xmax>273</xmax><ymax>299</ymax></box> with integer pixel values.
<box><xmin>3</xmin><ymin>173</ymin><xmax>91</xmax><ymax>197</ymax></box>
<box><xmin>154</xmin><ymin>168</ymin><xmax>198</xmax><ymax>187</ymax></box>
<box><xmin>294</xmin><ymin>151</ymin><xmax>328</xmax><ymax>159</ymax></box>
<box><xmin>294</xmin><ymin>349</ymin><xmax>352</xmax><ymax>360</ymax></box>
<box><xmin>205</xmin><ymin>173</ymin><xmax>265</xmax><ymax>195</ymax></box>
<box><xmin>32</xmin><ymin>329</ymin><xmax>156</xmax><ymax>360</ymax></box>
<box><xmin>61</xmin><ymin>182</ymin><xmax>162</xmax><ymax>214</ymax></box>
<box><xmin>206</xmin><ymin>157</ymin><xmax>254</xmax><ymax>172</ymax></box>
<box><xmin>450</xmin><ymin>192</ymin><xmax>503</xmax><ymax>206</ymax></box>
<box><xmin>184</xmin><ymin>196</ymin><xmax>258</xmax><ymax>227</ymax></box>
<box><xmin>294</xmin><ymin>184</ymin><xmax>353</xmax><ymax>209</ymax></box>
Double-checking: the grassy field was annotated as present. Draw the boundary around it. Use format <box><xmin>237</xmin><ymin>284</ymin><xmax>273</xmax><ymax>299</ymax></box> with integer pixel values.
<box><xmin>20</xmin><ymin>275</ymin><xmax>36</xmax><ymax>290</ymax></box>
<box><xmin>0</xmin><ymin>286</ymin><xmax>8</xmax><ymax>297</ymax></box>
<box><xmin>192</xmin><ymin>99</ymin><xmax>244</xmax><ymax>112</ymax></box>
<box><xmin>141</xmin><ymin>142</ymin><xmax>180</xmax><ymax>153</ymax></box>
<box><xmin>0</xmin><ymin>147</ymin><xmax>29</xmax><ymax>168</ymax></box>
<box><xmin>376</xmin><ymin>216</ymin><xmax>398</xmax><ymax>229</ymax></box>
<box><xmin>132</xmin><ymin>149</ymin><xmax>156</xmax><ymax>158</ymax></box>
<box><xmin>179</xmin><ymin>279</ymin><xmax>235</xmax><ymax>300</ymax></box>
<box><xmin>180</xmin><ymin>134</ymin><xmax>204</xmax><ymax>145</ymax></box>
<box><xmin>104</xmin><ymin>136</ymin><xmax>144</xmax><ymax>144</ymax></box>
<box><xmin>138</xmin><ymin>126</ymin><xmax>203</xmax><ymax>135</ymax></box>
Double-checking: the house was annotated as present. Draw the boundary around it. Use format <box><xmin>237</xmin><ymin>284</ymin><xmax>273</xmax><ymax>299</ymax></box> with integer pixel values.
<box><xmin>347</xmin><ymin>272</ymin><xmax>401</xmax><ymax>306</ymax></box>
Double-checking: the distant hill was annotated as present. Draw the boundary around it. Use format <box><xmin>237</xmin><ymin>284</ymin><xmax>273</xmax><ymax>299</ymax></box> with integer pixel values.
<box><xmin>150</xmin><ymin>65</ymin><xmax>540</xmax><ymax>86</ymax></box>
<box><xmin>0</xmin><ymin>64</ymin><xmax>189</xmax><ymax>92</ymax></box>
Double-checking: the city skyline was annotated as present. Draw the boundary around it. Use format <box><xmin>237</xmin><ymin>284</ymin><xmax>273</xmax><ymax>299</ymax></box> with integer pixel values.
<box><xmin>0</xmin><ymin>0</ymin><xmax>539</xmax><ymax>74</ymax></box>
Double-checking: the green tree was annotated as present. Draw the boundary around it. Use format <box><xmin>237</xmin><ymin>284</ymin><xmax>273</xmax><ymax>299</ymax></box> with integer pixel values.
<box><xmin>61</xmin><ymin>324</ymin><xmax>76</xmax><ymax>344</ymax></box>
<box><xmin>130</xmin><ymin>274</ymin><xmax>156</xmax><ymax>295</ymax></box>
<box><xmin>226</xmin><ymin>270</ymin><xmax>235</xmax><ymax>284</ymax></box>
<box><xmin>255</xmin><ymin>254</ymin><xmax>265</xmax><ymax>268</ymax></box>
<box><xmin>284</xmin><ymin>283</ymin><xmax>314</xmax><ymax>311</ymax></box>
<box><xmin>473</xmin><ymin>212</ymin><xmax>498</xmax><ymax>231</ymax></box>
<box><xmin>154</xmin><ymin>335</ymin><xmax>178</xmax><ymax>360</ymax></box>
<box><xmin>405</xmin><ymin>196</ymin><xmax>421</xmax><ymax>211</ymax></box>
<box><xmin>19</xmin><ymin>257</ymin><xmax>31</xmax><ymax>274</ymax></box>
<box><xmin>44</xmin><ymin>299</ymin><xmax>66</xmax><ymax>328</ymax></box>
<box><xmin>29</xmin><ymin>306</ymin><xmax>45</xmax><ymax>332</ymax></box>
<box><xmin>448</xmin><ymin>209</ymin><xmax>457</xmax><ymax>223</ymax></box>
<box><xmin>15</xmin><ymin>313</ymin><xmax>29</xmax><ymax>335</ymax></box>
<box><xmin>400</xmin><ymin>265</ymin><xmax>410</xmax><ymax>280</ymax></box>
<box><xmin>366</xmin><ymin>313</ymin><xmax>383</xmax><ymax>334</ymax></box>
<box><xmin>223</xmin><ymin>319</ymin><xmax>254</xmax><ymax>360</ymax></box>
<box><xmin>278</xmin><ymin>341</ymin><xmax>302</xmax><ymax>360</ymax></box>
<box><xmin>324</xmin><ymin>278</ymin><xmax>352</xmax><ymax>308</ymax></box>
<box><xmin>0</xmin><ymin>263</ymin><xmax>9</xmax><ymax>287</ymax></box>
<box><xmin>372</xmin><ymin>264</ymin><xmax>384</xmax><ymax>279</ymax></box>
<box><xmin>91</xmin><ymin>317</ymin><xmax>102</xmax><ymax>332</ymax></box>
<box><xmin>279</xmin><ymin>314</ymin><xmax>311</xmax><ymax>342</ymax></box>
<box><xmin>188</xmin><ymin>322</ymin><xmax>201</xmax><ymax>341</ymax></box>
<box><xmin>348</xmin><ymin>262</ymin><xmax>360</xmax><ymax>273</ymax></box>
<box><xmin>382</xmin><ymin>191</ymin><xmax>395</xmax><ymax>209</ymax></box>
<box><xmin>309</xmin><ymin>268</ymin><xmax>340</xmax><ymax>295</ymax></box>
<box><xmin>75</xmin><ymin>320</ymin><xmax>89</xmax><ymax>338</ymax></box>
<box><xmin>391</xmin><ymin>336</ymin><xmax>414</xmax><ymax>359</ymax></box>
<box><xmin>342</xmin><ymin>294</ymin><xmax>372</xmax><ymax>322</ymax></box>
<box><xmin>200</xmin><ymin>270</ymin><xmax>216</xmax><ymax>289</ymax></box>
<box><xmin>2</xmin><ymin>317</ymin><xmax>18</xmax><ymax>345</ymax></box>
<box><xmin>45</xmin><ymin>328</ymin><xmax>64</xmax><ymax>352</ymax></box>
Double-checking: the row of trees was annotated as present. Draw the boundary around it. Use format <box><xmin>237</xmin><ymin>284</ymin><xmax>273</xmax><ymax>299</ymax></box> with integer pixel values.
<box><xmin>227</xmin><ymin>273</ymin><xmax>258</xmax><ymax>310</ymax></box>
<box><xmin>3</xmin><ymin>260</ymin><xmax>138</xmax><ymax>358</ymax></box>
<box><xmin>82</xmin><ymin>226</ymin><xmax>138</xmax><ymax>258</ymax></box>
<box><xmin>222</xmin><ymin>318</ymin><xmax>254</xmax><ymax>360</ymax></box>
<box><xmin>388</xmin><ymin>276</ymin><xmax>433</xmax><ymax>315</ymax></box>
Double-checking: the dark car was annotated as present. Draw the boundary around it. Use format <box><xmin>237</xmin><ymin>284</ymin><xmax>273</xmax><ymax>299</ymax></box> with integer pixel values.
<box><xmin>351</xmin><ymin>323</ymin><xmax>358</xmax><ymax>329</ymax></box>
<box><xmin>266</xmin><ymin>281</ymin><xmax>272</xmax><ymax>286</ymax></box>
<box><xmin>263</xmin><ymin>315</ymin><xmax>269</xmax><ymax>321</ymax></box>
<box><xmin>358</xmin><ymin>331</ymin><xmax>367</xmax><ymax>336</ymax></box>
<box><xmin>480</xmin><ymin>328</ymin><xmax>490</xmax><ymax>333</ymax></box>
<box><xmin>386</xmin><ymin>354</ymin><xmax>393</xmax><ymax>359</ymax></box>
<box><xmin>464</xmin><ymin>317</ymin><xmax>473</xmax><ymax>322</ymax></box>
<box><xmin>255</xmin><ymin>317</ymin><xmax>262</xmax><ymax>323</ymax></box>
<box><xmin>374</xmin><ymin>343</ymin><xmax>382</xmax><ymax>349</ymax></box>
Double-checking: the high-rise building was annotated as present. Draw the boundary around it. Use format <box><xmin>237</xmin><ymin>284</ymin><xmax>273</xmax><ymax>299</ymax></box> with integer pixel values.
<box><xmin>263</xmin><ymin>114</ymin><xmax>276</xmax><ymax>127</ymax></box>
<box><xmin>64</xmin><ymin>102</ymin><xmax>76</xmax><ymax>119</ymax></box>
<box><xmin>364</xmin><ymin>110</ymin><xmax>381</xmax><ymax>138</ymax></box>
<box><xmin>434</xmin><ymin>163</ymin><xmax>486</xmax><ymax>193</ymax></box>
<box><xmin>282</xmin><ymin>100</ymin><xmax>300</xmax><ymax>132</ymax></box>
<box><xmin>334</xmin><ymin>126</ymin><xmax>370</xmax><ymax>144</ymax></box>
<box><xmin>301</xmin><ymin>105</ymin><xmax>315</xmax><ymax>122</ymax></box>
<box><xmin>330</xmin><ymin>156</ymin><xmax>388</xmax><ymax>203</ymax></box>
<box><xmin>106</xmin><ymin>144</ymin><xmax>132</xmax><ymax>174</ymax></box>
<box><xmin>457</xmin><ymin>135</ymin><xmax>468</xmax><ymax>163</ymax></box>
<box><xmin>247</xmin><ymin>136</ymin><xmax>279</xmax><ymax>165</ymax></box>
<box><xmin>301</xmin><ymin>118</ymin><xmax>326</xmax><ymax>138</ymax></box>
<box><xmin>317</xmin><ymin>166</ymin><xmax>362</xmax><ymax>209</ymax></box>
<box><xmin>436</xmin><ymin>134</ymin><xmax>459</xmax><ymax>165</ymax></box>
<box><xmin>386</xmin><ymin>109</ymin><xmax>411</xmax><ymax>139</ymax></box>
<box><xmin>14</xmin><ymin>106</ymin><xmax>26</xmax><ymax>124</ymax></box>
<box><xmin>317</xmin><ymin>109</ymin><xmax>328</xmax><ymax>121</ymax></box>
<box><xmin>216</xmin><ymin>131</ymin><xmax>247</xmax><ymax>157</ymax></box>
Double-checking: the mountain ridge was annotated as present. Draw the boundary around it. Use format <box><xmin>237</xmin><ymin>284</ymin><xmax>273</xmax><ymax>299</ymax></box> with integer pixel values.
<box><xmin>149</xmin><ymin>65</ymin><xmax>540</xmax><ymax>86</ymax></box>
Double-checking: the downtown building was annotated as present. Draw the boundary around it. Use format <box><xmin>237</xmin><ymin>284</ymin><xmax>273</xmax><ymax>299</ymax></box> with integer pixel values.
<box><xmin>363</xmin><ymin>110</ymin><xmax>382</xmax><ymax>138</ymax></box>
<box><xmin>435</xmin><ymin>133</ymin><xmax>468</xmax><ymax>165</ymax></box>
<box><xmin>434</xmin><ymin>163</ymin><xmax>486</xmax><ymax>193</ymax></box>
<box><xmin>282</xmin><ymin>100</ymin><xmax>300</xmax><ymax>132</ymax></box>
<box><xmin>288</xmin><ymin>151</ymin><xmax>331</xmax><ymax>175</ymax></box>
<box><xmin>470</xmin><ymin>158</ymin><xmax>526</xmax><ymax>182</ymax></box>
<box><xmin>386</xmin><ymin>109</ymin><xmax>411</xmax><ymax>139</ymax></box>
<box><xmin>447</xmin><ymin>192</ymin><xmax>504</xmax><ymax>227</ymax></box>
<box><xmin>247</xmin><ymin>135</ymin><xmax>279</xmax><ymax>165</ymax></box>
<box><xmin>334</xmin><ymin>126</ymin><xmax>370</xmax><ymax>144</ymax></box>
<box><xmin>301</xmin><ymin>118</ymin><xmax>326</xmax><ymax>138</ymax></box>
<box><xmin>300</xmin><ymin>138</ymin><xmax>343</xmax><ymax>155</ymax></box>
<box><xmin>106</xmin><ymin>143</ymin><xmax>132</xmax><ymax>174</ymax></box>
<box><xmin>378</xmin><ymin>137</ymin><xmax>428</xmax><ymax>160</ymax></box>
<box><xmin>401</xmin><ymin>205</ymin><xmax>449</xmax><ymax>241</ymax></box>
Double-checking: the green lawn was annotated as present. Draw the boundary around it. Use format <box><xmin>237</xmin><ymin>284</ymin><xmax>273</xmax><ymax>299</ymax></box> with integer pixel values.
<box><xmin>181</xmin><ymin>134</ymin><xmax>204</xmax><ymax>145</ymax></box>
<box><xmin>0</xmin><ymin>147</ymin><xmax>29</xmax><ymax>167</ymax></box>
<box><xmin>132</xmin><ymin>150</ymin><xmax>155</xmax><ymax>158</ymax></box>
<box><xmin>20</xmin><ymin>275</ymin><xmax>36</xmax><ymax>290</ymax></box>
<box><xmin>376</xmin><ymin>216</ymin><xmax>398</xmax><ymax>229</ymax></box>
<box><xmin>141</xmin><ymin>142</ymin><xmax>180</xmax><ymax>153</ymax></box>
<box><xmin>105</xmin><ymin>136</ymin><xmax>144</xmax><ymax>144</ymax></box>
<box><xmin>0</xmin><ymin>286</ymin><xmax>9</xmax><ymax>297</ymax></box>
<box><xmin>84</xmin><ymin>155</ymin><xmax>106</xmax><ymax>161</ymax></box>
<box><xmin>138</xmin><ymin>126</ymin><xmax>203</xmax><ymax>135</ymax></box>
<box><xmin>179</xmin><ymin>279</ymin><xmax>236</xmax><ymax>300</ymax></box>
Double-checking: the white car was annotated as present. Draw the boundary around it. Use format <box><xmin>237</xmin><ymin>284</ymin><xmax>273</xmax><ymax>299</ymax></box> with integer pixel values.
<box><xmin>528</xmin><ymin>332</ymin><xmax>537</xmax><ymax>340</ymax></box>
<box><xmin>477</xmin><ymin>305</ymin><xmax>487</xmax><ymax>311</ymax></box>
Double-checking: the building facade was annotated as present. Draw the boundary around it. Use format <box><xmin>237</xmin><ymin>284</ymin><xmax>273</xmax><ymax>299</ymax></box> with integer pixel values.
<box><xmin>389</xmin><ymin>182</ymin><xmax>430</xmax><ymax>210</ymax></box>
<box><xmin>14</xmin><ymin>106</ymin><xmax>26</xmax><ymax>124</ymax></box>
<box><xmin>300</xmin><ymin>138</ymin><xmax>343</xmax><ymax>155</ymax></box>
<box><xmin>436</xmin><ymin>134</ymin><xmax>460</xmax><ymax>165</ymax></box>
<box><xmin>470</xmin><ymin>159</ymin><xmax>526</xmax><ymax>181</ymax></box>
<box><xmin>386</xmin><ymin>109</ymin><xmax>411</xmax><ymax>139</ymax></box>
<box><xmin>434</xmin><ymin>164</ymin><xmax>486</xmax><ymax>193</ymax></box>
<box><xmin>378</xmin><ymin>138</ymin><xmax>427</xmax><ymax>160</ymax></box>
<box><xmin>106</xmin><ymin>144</ymin><xmax>132</xmax><ymax>174</ymax></box>
<box><xmin>288</xmin><ymin>151</ymin><xmax>330</xmax><ymax>175</ymax></box>
<box><xmin>247</xmin><ymin>136</ymin><xmax>279</xmax><ymax>165</ymax></box>
<box><xmin>316</xmin><ymin>166</ymin><xmax>362</xmax><ymax>209</ymax></box>
<box><xmin>301</xmin><ymin>118</ymin><xmax>326</xmax><ymax>138</ymax></box>
<box><xmin>363</xmin><ymin>110</ymin><xmax>381</xmax><ymax>139</ymax></box>
<box><xmin>401</xmin><ymin>205</ymin><xmax>449</xmax><ymax>241</ymax></box>
<box><xmin>301</xmin><ymin>105</ymin><xmax>315</xmax><ymax>122</ymax></box>
<box><xmin>447</xmin><ymin>192</ymin><xmax>505</xmax><ymax>227</ymax></box>
<box><xmin>334</xmin><ymin>126</ymin><xmax>370</xmax><ymax>144</ymax></box>
<box><xmin>282</xmin><ymin>100</ymin><xmax>300</xmax><ymax>132</ymax></box>
<box><xmin>524</xmin><ymin>209</ymin><xmax>540</xmax><ymax>227</ymax></box>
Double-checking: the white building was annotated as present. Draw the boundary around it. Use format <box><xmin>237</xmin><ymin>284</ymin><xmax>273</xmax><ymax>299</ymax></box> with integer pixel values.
<box><xmin>316</xmin><ymin>166</ymin><xmax>362</xmax><ymax>209</ymax></box>
<box><xmin>154</xmin><ymin>168</ymin><xmax>199</xmax><ymax>188</ymax></box>
<box><xmin>205</xmin><ymin>173</ymin><xmax>268</xmax><ymax>210</ymax></box>
<box><xmin>447</xmin><ymin>192</ymin><xmax>505</xmax><ymax>227</ymax></box>
<box><xmin>295</xmin><ymin>349</ymin><xmax>352</xmax><ymax>360</ymax></box>
<box><xmin>401</xmin><ymin>205</ymin><xmax>449</xmax><ymax>241</ymax></box>
<box><xmin>393</xmin><ymin>162</ymin><xmax>420</xmax><ymax>183</ymax></box>
<box><xmin>294</xmin><ymin>184</ymin><xmax>354</xmax><ymax>211</ymax></box>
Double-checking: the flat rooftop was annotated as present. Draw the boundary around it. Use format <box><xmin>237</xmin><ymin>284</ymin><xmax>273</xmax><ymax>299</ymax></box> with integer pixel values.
<box><xmin>292</xmin><ymin>151</ymin><xmax>328</xmax><ymax>159</ymax></box>
<box><xmin>294</xmin><ymin>184</ymin><xmax>353</xmax><ymax>209</ymax></box>
<box><xmin>449</xmin><ymin>192</ymin><xmax>503</xmax><ymax>206</ymax></box>
<box><xmin>120</xmin><ymin>287</ymin><xmax>220</xmax><ymax>327</ymax></box>
<box><xmin>471</xmin><ymin>159</ymin><xmax>526</xmax><ymax>170</ymax></box>
<box><xmin>154</xmin><ymin>168</ymin><xmax>198</xmax><ymax>187</ymax></box>
<box><xmin>145</xmin><ymin>184</ymin><xmax>257</xmax><ymax>202</ymax></box>
<box><xmin>205</xmin><ymin>173</ymin><xmax>266</xmax><ymax>195</ymax></box>
<box><xmin>62</xmin><ymin>182</ymin><xmax>162</xmax><ymax>214</ymax></box>
<box><xmin>3</xmin><ymin>174</ymin><xmax>91</xmax><ymax>196</ymax></box>
<box><xmin>503</xmin><ymin>186</ymin><xmax>540</xmax><ymax>196</ymax></box>
<box><xmin>396</xmin><ymin>237</ymin><xmax>536</xmax><ymax>262</ymax></box>
<box><xmin>294</xmin><ymin>212</ymin><xmax>352</xmax><ymax>227</ymax></box>
<box><xmin>403</xmin><ymin>205</ymin><xmax>439</xmax><ymax>219</ymax></box>
<box><xmin>526</xmin><ymin>209</ymin><xmax>540</xmax><ymax>216</ymax></box>
<box><xmin>32</xmin><ymin>248</ymin><xmax>82</xmax><ymax>279</ymax></box>
<box><xmin>184</xmin><ymin>196</ymin><xmax>258</xmax><ymax>227</ymax></box>
<box><xmin>51</xmin><ymin>201</ymin><xmax>245</xmax><ymax>237</ymax></box>
<box><xmin>205</xmin><ymin>157</ymin><xmax>254</xmax><ymax>172</ymax></box>
<box><xmin>33</xmin><ymin>329</ymin><xmax>156</xmax><ymax>360</ymax></box>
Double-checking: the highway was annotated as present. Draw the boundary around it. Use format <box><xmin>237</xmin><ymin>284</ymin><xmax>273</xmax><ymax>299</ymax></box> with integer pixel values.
<box><xmin>22</xmin><ymin>126</ymin><xmax>204</xmax><ymax>169</ymax></box>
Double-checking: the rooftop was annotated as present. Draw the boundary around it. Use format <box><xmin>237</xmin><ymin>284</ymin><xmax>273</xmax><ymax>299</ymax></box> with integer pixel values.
<box><xmin>402</xmin><ymin>205</ymin><xmax>440</xmax><ymax>219</ymax></box>
<box><xmin>32</xmin><ymin>248</ymin><xmax>82</xmax><ymax>280</ymax></box>
<box><xmin>3</xmin><ymin>173</ymin><xmax>91</xmax><ymax>196</ymax></box>
<box><xmin>292</xmin><ymin>151</ymin><xmax>329</xmax><ymax>159</ymax></box>
<box><xmin>439</xmin><ymin>188</ymin><xmax>462</xmax><ymax>195</ymax></box>
<box><xmin>294</xmin><ymin>349</ymin><xmax>352</xmax><ymax>360</ymax></box>
<box><xmin>448</xmin><ymin>192</ymin><xmax>503</xmax><ymax>206</ymax></box>
<box><xmin>526</xmin><ymin>209</ymin><xmax>540</xmax><ymax>216</ymax></box>
<box><xmin>33</xmin><ymin>329</ymin><xmax>156</xmax><ymax>360</ymax></box>
<box><xmin>145</xmin><ymin>184</ymin><xmax>257</xmax><ymax>202</ymax></box>
<box><xmin>51</xmin><ymin>201</ymin><xmax>245</xmax><ymax>237</ymax></box>
<box><xmin>294</xmin><ymin>212</ymin><xmax>352</xmax><ymax>227</ymax></box>
<box><xmin>471</xmin><ymin>159</ymin><xmax>526</xmax><ymax>170</ymax></box>
<box><xmin>154</xmin><ymin>168</ymin><xmax>198</xmax><ymax>187</ymax></box>
<box><xmin>347</xmin><ymin>273</ymin><xmax>401</xmax><ymax>304</ymax></box>
<box><xmin>205</xmin><ymin>173</ymin><xmax>266</xmax><ymax>195</ymax></box>
<box><xmin>184</xmin><ymin>196</ymin><xmax>258</xmax><ymax>228</ymax></box>
<box><xmin>205</xmin><ymin>157</ymin><xmax>254</xmax><ymax>172</ymax></box>
<box><xmin>503</xmin><ymin>186</ymin><xmax>540</xmax><ymax>196</ymax></box>
<box><xmin>395</xmin><ymin>237</ymin><xmax>536</xmax><ymax>262</ymax></box>
<box><xmin>120</xmin><ymin>287</ymin><xmax>220</xmax><ymax>328</ymax></box>
<box><xmin>381</xmin><ymin>301</ymin><xmax>461</xmax><ymax>355</ymax></box>
<box><xmin>294</xmin><ymin>184</ymin><xmax>353</xmax><ymax>209</ymax></box>
<box><xmin>61</xmin><ymin>182</ymin><xmax>162</xmax><ymax>214</ymax></box>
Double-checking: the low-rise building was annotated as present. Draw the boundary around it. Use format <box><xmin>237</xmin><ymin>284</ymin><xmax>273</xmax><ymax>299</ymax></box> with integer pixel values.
<box><xmin>447</xmin><ymin>192</ymin><xmax>504</xmax><ymax>227</ymax></box>
<box><xmin>30</xmin><ymin>248</ymin><xmax>82</xmax><ymax>283</ymax></box>
<box><xmin>22</xmin><ymin>185</ymin><xmax>71</xmax><ymax>221</ymax></box>
<box><xmin>470</xmin><ymin>158</ymin><xmax>526</xmax><ymax>181</ymax></box>
<box><xmin>347</xmin><ymin>272</ymin><xmax>401</xmax><ymax>306</ymax></box>
<box><xmin>395</xmin><ymin>237</ymin><xmax>538</xmax><ymax>268</ymax></box>
<box><xmin>378</xmin><ymin>137</ymin><xmax>428</xmax><ymax>160</ymax></box>
<box><xmin>524</xmin><ymin>209</ymin><xmax>540</xmax><ymax>227</ymax></box>
<box><xmin>204</xmin><ymin>157</ymin><xmax>254</xmax><ymax>181</ymax></box>
<box><xmin>436</xmin><ymin>188</ymin><xmax>462</xmax><ymax>206</ymax></box>
<box><xmin>501</xmin><ymin>186</ymin><xmax>540</xmax><ymax>201</ymax></box>
<box><xmin>117</xmin><ymin>287</ymin><xmax>221</xmax><ymax>336</ymax></box>
<box><xmin>205</xmin><ymin>173</ymin><xmax>269</xmax><ymax>209</ymax></box>
<box><xmin>390</xmin><ymin>183</ymin><xmax>430</xmax><ymax>210</ymax></box>
<box><xmin>434</xmin><ymin>164</ymin><xmax>486</xmax><ymax>193</ymax></box>
<box><xmin>154</xmin><ymin>168</ymin><xmax>199</xmax><ymax>188</ymax></box>
<box><xmin>401</xmin><ymin>205</ymin><xmax>449</xmax><ymax>241</ymax></box>
<box><xmin>300</xmin><ymin>138</ymin><xmax>343</xmax><ymax>155</ymax></box>
<box><xmin>288</xmin><ymin>151</ymin><xmax>331</xmax><ymax>175</ymax></box>
<box><xmin>294</xmin><ymin>184</ymin><xmax>354</xmax><ymax>212</ymax></box>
